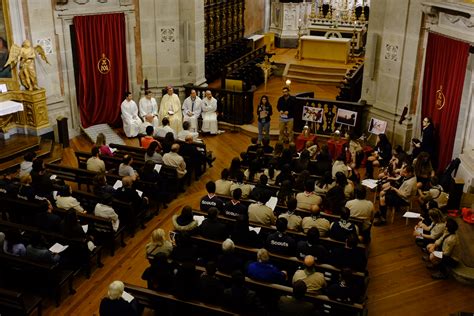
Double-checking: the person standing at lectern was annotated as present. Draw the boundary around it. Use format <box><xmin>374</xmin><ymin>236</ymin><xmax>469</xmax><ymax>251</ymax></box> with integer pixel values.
<box><xmin>201</xmin><ymin>90</ymin><xmax>219</xmax><ymax>135</ymax></box>
<box><xmin>159</xmin><ymin>86</ymin><xmax>183</xmax><ymax>134</ymax></box>
<box><xmin>121</xmin><ymin>92</ymin><xmax>141</xmax><ymax>138</ymax></box>
<box><xmin>182</xmin><ymin>89</ymin><xmax>202</xmax><ymax>133</ymax></box>
<box><xmin>139</xmin><ymin>90</ymin><xmax>159</xmax><ymax>130</ymax></box>
<box><xmin>277</xmin><ymin>87</ymin><xmax>296</xmax><ymax>142</ymax></box>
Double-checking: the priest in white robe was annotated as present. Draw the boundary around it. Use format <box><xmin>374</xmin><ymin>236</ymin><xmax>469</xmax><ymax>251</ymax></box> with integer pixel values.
<box><xmin>121</xmin><ymin>92</ymin><xmax>141</xmax><ymax>137</ymax></box>
<box><xmin>181</xmin><ymin>89</ymin><xmax>202</xmax><ymax>133</ymax></box>
<box><xmin>159</xmin><ymin>86</ymin><xmax>183</xmax><ymax>133</ymax></box>
<box><xmin>139</xmin><ymin>90</ymin><xmax>159</xmax><ymax>129</ymax></box>
<box><xmin>201</xmin><ymin>90</ymin><xmax>218</xmax><ymax>134</ymax></box>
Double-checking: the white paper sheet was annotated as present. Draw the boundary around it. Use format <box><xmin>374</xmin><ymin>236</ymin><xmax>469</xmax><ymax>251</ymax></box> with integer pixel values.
<box><xmin>82</xmin><ymin>225</ymin><xmax>88</xmax><ymax>234</ymax></box>
<box><xmin>403</xmin><ymin>211</ymin><xmax>421</xmax><ymax>219</ymax></box>
<box><xmin>265</xmin><ymin>196</ymin><xmax>278</xmax><ymax>211</ymax></box>
<box><xmin>136</xmin><ymin>189</ymin><xmax>143</xmax><ymax>197</ymax></box>
<box><xmin>113</xmin><ymin>180</ymin><xmax>123</xmax><ymax>190</ymax></box>
<box><xmin>154</xmin><ymin>164</ymin><xmax>162</xmax><ymax>173</ymax></box>
<box><xmin>49</xmin><ymin>243</ymin><xmax>69</xmax><ymax>253</ymax></box>
<box><xmin>433</xmin><ymin>251</ymin><xmax>443</xmax><ymax>259</ymax></box>
<box><xmin>361</xmin><ymin>179</ymin><xmax>378</xmax><ymax>189</ymax></box>
<box><xmin>121</xmin><ymin>290</ymin><xmax>134</xmax><ymax>303</ymax></box>
<box><xmin>193</xmin><ymin>215</ymin><xmax>205</xmax><ymax>226</ymax></box>
<box><xmin>249</xmin><ymin>226</ymin><xmax>261</xmax><ymax>234</ymax></box>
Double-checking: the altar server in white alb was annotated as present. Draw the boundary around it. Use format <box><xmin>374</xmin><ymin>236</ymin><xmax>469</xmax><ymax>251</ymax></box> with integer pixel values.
<box><xmin>201</xmin><ymin>90</ymin><xmax>218</xmax><ymax>134</ymax></box>
<box><xmin>181</xmin><ymin>89</ymin><xmax>202</xmax><ymax>133</ymax></box>
<box><xmin>159</xmin><ymin>86</ymin><xmax>183</xmax><ymax>134</ymax></box>
<box><xmin>121</xmin><ymin>91</ymin><xmax>142</xmax><ymax>138</ymax></box>
<box><xmin>139</xmin><ymin>90</ymin><xmax>159</xmax><ymax>129</ymax></box>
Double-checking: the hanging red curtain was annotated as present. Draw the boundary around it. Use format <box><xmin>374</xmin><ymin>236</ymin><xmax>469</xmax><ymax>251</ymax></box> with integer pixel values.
<box><xmin>73</xmin><ymin>13</ymin><xmax>129</xmax><ymax>128</ymax></box>
<box><xmin>421</xmin><ymin>32</ymin><xmax>469</xmax><ymax>172</ymax></box>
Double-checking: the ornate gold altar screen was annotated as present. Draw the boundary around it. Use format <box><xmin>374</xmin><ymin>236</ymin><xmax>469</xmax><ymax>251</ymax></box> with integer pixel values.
<box><xmin>0</xmin><ymin>0</ymin><xmax>49</xmax><ymax>138</ymax></box>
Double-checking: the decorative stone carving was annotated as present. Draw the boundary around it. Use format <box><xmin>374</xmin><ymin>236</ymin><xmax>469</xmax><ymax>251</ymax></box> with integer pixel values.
<box><xmin>421</xmin><ymin>5</ymin><xmax>439</xmax><ymax>25</ymax></box>
<box><xmin>73</xmin><ymin>0</ymin><xmax>90</xmax><ymax>4</ymax></box>
<box><xmin>35</xmin><ymin>38</ymin><xmax>53</xmax><ymax>55</ymax></box>
<box><xmin>161</xmin><ymin>28</ymin><xmax>175</xmax><ymax>43</ymax></box>
<box><xmin>384</xmin><ymin>43</ymin><xmax>399</xmax><ymax>62</ymax></box>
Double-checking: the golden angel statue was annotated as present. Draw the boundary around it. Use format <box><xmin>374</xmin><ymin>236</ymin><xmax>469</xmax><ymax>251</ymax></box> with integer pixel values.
<box><xmin>5</xmin><ymin>39</ymin><xmax>49</xmax><ymax>91</ymax></box>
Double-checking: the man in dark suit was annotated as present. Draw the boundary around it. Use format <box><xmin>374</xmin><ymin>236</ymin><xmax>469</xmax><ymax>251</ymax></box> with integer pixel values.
<box><xmin>278</xmin><ymin>280</ymin><xmax>315</xmax><ymax>316</ymax></box>
<box><xmin>199</xmin><ymin>207</ymin><xmax>228</xmax><ymax>240</ymax></box>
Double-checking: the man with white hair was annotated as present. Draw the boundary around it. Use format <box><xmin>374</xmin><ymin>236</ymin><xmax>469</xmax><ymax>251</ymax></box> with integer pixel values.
<box><xmin>218</xmin><ymin>238</ymin><xmax>244</xmax><ymax>273</ymax></box>
<box><xmin>159</xmin><ymin>86</ymin><xmax>183</xmax><ymax>133</ymax></box>
<box><xmin>99</xmin><ymin>280</ymin><xmax>137</xmax><ymax>315</ymax></box>
<box><xmin>163</xmin><ymin>143</ymin><xmax>187</xmax><ymax>179</ymax></box>
<box><xmin>139</xmin><ymin>90</ymin><xmax>159</xmax><ymax>129</ymax></box>
<box><xmin>182</xmin><ymin>89</ymin><xmax>202</xmax><ymax>133</ymax></box>
<box><xmin>201</xmin><ymin>90</ymin><xmax>219</xmax><ymax>134</ymax></box>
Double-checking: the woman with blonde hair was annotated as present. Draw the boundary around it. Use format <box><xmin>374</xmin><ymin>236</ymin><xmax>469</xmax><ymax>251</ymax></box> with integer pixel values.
<box><xmin>145</xmin><ymin>228</ymin><xmax>173</xmax><ymax>257</ymax></box>
<box><xmin>413</xmin><ymin>208</ymin><xmax>446</xmax><ymax>247</ymax></box>
<box><xmin>96</xmin><ymin>132</ymin><xmax>114</xmax><ymax>157</ymax></box>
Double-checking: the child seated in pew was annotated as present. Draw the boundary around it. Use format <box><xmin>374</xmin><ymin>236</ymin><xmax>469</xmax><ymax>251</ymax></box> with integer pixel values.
<box><xmin>94</xmin><ymin>193</ymin><xmax>120</xmax><ymax>232</ymax></box>
<box><xmin>278</xmin><ymin>198</ymin><xmax>302</xmax><ymax>231</ymax></box>
<box><xmin>56</xmin><ymin>185</ymin><xmax>87</xmax><ymax>214</ymax></box>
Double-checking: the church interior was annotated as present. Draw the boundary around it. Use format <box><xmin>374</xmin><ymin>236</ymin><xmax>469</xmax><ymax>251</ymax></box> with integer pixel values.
<box><xmin>0</xmin><ymin>0</ymin><xmax>474</xmax><ymax>315</ymax></box>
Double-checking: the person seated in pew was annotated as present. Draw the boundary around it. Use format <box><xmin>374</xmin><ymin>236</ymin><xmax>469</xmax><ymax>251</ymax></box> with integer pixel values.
<box><xmin>30</xmin><ymin>158</ymin><xmax>62</xmax><ymax>202</ymax></box>
<box><xmin>301</xmin><ymin>205</ymin><xmax>331</xmax><ymax>236</ymax></box>
<box><xmin>118</xmin><ymin>155</ymin><xmax>138</xmax><ymax>181</ymax></box>
<box><xmin>263</xmin><ymin>159</ymin><xmax>281</xmax><ymax>186</ymax></box>
<box><xmin>143</xmin><ymin>141</ymin><xmax>163</xmax><ymax>164</ymax></box>
<box><xmin>93</xmin><ymin>173</ymin><xmax>116</xmax><ymax>196</ymax></box>
<box><xmin>60</xmin><ymin>209</ymin><xmax>96</xmax><ymax>252</ymax></box>
<box><xmin>329</xmin><ymin>232</ymin><xmax>367</xmax><ymax>271</ymax></box>
<box><xmin>156</xmin><ymin>117</ymin><xmax>176</xmax><ymax>139</ymax></box>
<box><xmin>146</xmin><ymin>228</ymin><xmax>173</xmax><ymax>258</ymax></box>
<box><xmin>332</xmin><ymin>154</ymin><xmax>349</xmax><ymax>179</ymax></box>
<box><xmin>170</xmin><ymin>231</ymin><xmax>199</xmax><ymax>263</ymax></box>
<box><xmin>346</xmin><ymin>185</ymin><xmax>375</xmax><ymax>241</ymax></box>
<box><xmin>86</xmin><ymin>146</ymin><xmax>106</xmax><ymax>173</ymax></box>
<box><xmin>217</xmin><ymin>238</ymin><xmax>244</xmax><ymax>274</ymax></box>
<box><xmin>141</xmin><ymin>252</ymin><xmax>176</xmax><ymax>292</ymax></box>
<box><xmin>177</xmin><ymin>121</ymin><xmax>199</xmax><ymax>142</ymax></box>
<box><xmin>296</xmin><ymin>227</ymin><xmax>328</xmax><ymax>262</ymax></box>
<box><xmin>296</xmin><ymin>180</ymin><xmax>322</xmax><ymax>211</ymax></box>
<box><xmin>278</xmin><ymin>280</ymin><xmax>316</xmax><ymax>316</ymax></box>
<box><xmin>199</xmin><ymin>207</ymin><xmax>228</xmax><ymax>240</ymax></box>
<box><xmin>99</xmin><ymin>280</ymin><xmax>138</xmax><ymax>316</ymax></box>
<box><xmin>329</xmin><ymin>207</ymin><xmax>359</xmax><ymax>242</ymax></box>
<box><xmin>115</xmin><ymin>176</ymin><xmax>149</xmax><ymax>213</ymax></box>
<box><xmin>294</xmin><ymin>170</ymin><xmax>311</xmax><ymax>192</ymax></box>
<box><xmin>325</xmin><ymin>267</ymin><xmax>358</xmax><ymax>303</ymax></box>
<box><xmin>140</xmin><ymin>125</ymin><xmax>156</xmax><ymax>149</ymax></box>
<box><xmin>19</xmin><ymin>151</ymin><xmax>36</xmax><ymax>178</ymax></box>
<box><xmin>292</xmin><ymin>149</ymin><xmax>311</xmax><ymax>174</ymax></box>
<box><xmin>247</xmin><ymin>248</ymin><xmax>287</xmax><ymax>285</ymax></box>
<box><xmin>314</xmin><ymin>171</ymin><xmax>335</xmax><ymax>197</ymax></box>
<box><xmin>36</xmin><ymin>199</ymin><xmax>61</xmax><ymax>232</ymax></box>
<box><xmin>173</xmin><ymin>261</ymin><xmax>200</xmax><ymax>300</ymax></box>
<box><xmin>228</xmin><ymin>157</ymin><xmax>243</xmax><ymax>180</ymax></box>
<box><xmin>198</xmin><ymin>261</ymin><xmax>225</xmax><ymax>304</ymax></box>
<box><xmin>249</xmin><ymin>174</ymin><xmax>273</xmax><ymax>201</ymax></box>
<box><xmin>248</xmin><ymin>191</ymin><xmax>276</xmax><ymax>226</ymax></box>
<box><xmin>222</xmin><ymin>188</ymin><xmax>248</xmax><ymax>219</ymax></box>
<box><xmin>222</xmin><ymin>271</ymin><xmax>265</xmax><ymax>314</ymax></box>
<box><xmin>335</xmin><ymin>171</ymin><xmax>354</xmax><ymax>200</ymax></box>
<box><xmin>139</xmin><ymin>160</ymin><xmax>167</xmax><ymax>209</ymax></box>
<box><xmin>261</xmin><ymin>137</ymin><xmax>274</xmax><ymax>154</ymax></box>
<box><xmin>17</xmin><ymin>174</ymin><xmax>35</xmax><ymax>201</ymax></box>
<box><xmin>230</xmin><ymin>171</ymin><xmax>253</xmax><ymax>199</ymax></box>
<box><xmin>231</xmin><ymin>214</ymin><xmax>260</xmax><ymax>248</ymax></box>
<box><xmin>163</xmin><ymin>143</ymin><xmax>187</xmax><ymax>179</ymax></box>
<box><xmin>215</xmin><ymin>168</ymin><xmax>232</xmax><ymax>196</ymax></box>
<box><xmin>413</xmin><ymin>208</ymin><xmax>446</xmax><ymax>248</ymax></box>
<box><xmin>56</xmin><ymin>185</ymin><xmax>86</xmax><ymax>214</ymax></box>
<box><xmin>26</xmin><ymin>233</ymin><xmax>60</xmax><ymax>263</ymax></box>
<box><xmin>275</xmin><ymin>164</ymin><xmax>294</xmax><ymax>187</ymax></box>
<box><xmin>265</xmin><ymin>217</ymin><xmax>296</xmax><ymax>257</ymax></box>
<box><xmin>160</xmin><ymin>132</ymin><xmax>175</xmax><ymax>154</ymax></box>
<box><xmin>246</xmin><ymin>136</ymin><xmax>260</xmax><ymax>153</ymax></box>
<box><xmin>278</xmin><ymin>198</ymin><xmax>302</xmax><ymax>231</ymax></box>
<box><xmin>95</xmin><ymin>132</ymin><xmax>114</xmax><ymax>157</ymax></box>
<box><xmin>179</xmin><ymin>135</ymin><xmax>205</xmax><ymax>180</ymax></box>
<box><xmin>2</xmin><ymin>229</ymin><xmax>26</xmax><ymax>256</ymax></box>
<box><xmin>200</xmin><ymin>181</ymin><xmax>224</xmax><ymax>212</ymax></box>
<box><xmin>172</xmin><ymin>206</ymin><xmax>198</xmax><ymax>234</ymax></box>
<box><xmin>94</xmin><ymin>193</ymin><xmax>120</xmax><ymax>232</ymax></box>
<box><xmin>244</xmin><ymin>159</ymin><xmax>263</xmax><ymax>183</ymax></box>
<box><xmin>292</xmin><ymin>255</ymin><xmax>327</xmax><ymax>294</ymax></box>
<box><xmin>276</xmin><ymin>180</ymin><xmax>294</xmax><ymax>207</ymax></box>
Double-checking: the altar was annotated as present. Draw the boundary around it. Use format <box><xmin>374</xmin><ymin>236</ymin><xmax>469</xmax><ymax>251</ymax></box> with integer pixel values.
<box><xmin>298</xmin><ymin>35</ymin><xmax>351</xmax><ymax>63</ymax></box>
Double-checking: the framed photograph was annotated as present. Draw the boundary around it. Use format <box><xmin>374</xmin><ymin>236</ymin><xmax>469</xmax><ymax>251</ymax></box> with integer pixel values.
<box><xmin>0</xmin><ymin>0</ymin><xmax>17</xmax><ymax>88</ymax></box>
<box><xmin>368</xmin><ymin>117</ymin><xmax>387</xmax><ymax>135</ymax></box>
<box><xmin>336</xmin><ymin>108</ymin><xmax>357</xmax><ymax>127</ymax></box>
<box><xmin>301</xmin><ymin>106</ymin><xmax>323</xmax><ymax>123</ymax></box>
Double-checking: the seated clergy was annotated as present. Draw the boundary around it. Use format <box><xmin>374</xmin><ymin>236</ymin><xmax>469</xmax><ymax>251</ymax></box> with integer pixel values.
<box><xmin>159</xmin><ymin>86</ymin><xmax>183</xmax><ymax>133</ymax></box>
<box><xmin>139</xmin><ymin>90</ymin><xmax>159</xmax><ymax>129</ymax></box>
<box><xmin>201</xmin><ymin>90</ymin><xmax>218</xmax><ymax>134</ymax></box>
<box><xmin>182</xmin><ymin>89</ymin><xmax>202</xmax><ymax>133</ymax></box>
<box><xmin>121</xmin><ymin>91</ymin><xmax>142</xmax><ymax>138</ymax></box>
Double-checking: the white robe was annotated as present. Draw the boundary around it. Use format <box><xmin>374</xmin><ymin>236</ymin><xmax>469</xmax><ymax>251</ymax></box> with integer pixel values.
<box><xmin>201</xmin><ymin>96</ymin><xmax>218</xmax><ymax>134</ymax></box>
<box><xmin>182</xmin><ymin>96</ymin><xmax>202</xmax><ymax>132</ymax></box>
<box><xmin>159</xmin><ymin>93</ymin><xmax>183</xmax><ymax>133</ymax></box>
<box><xmin>139</xmin><ymin>96</ymin><xmax>159</xmax><ymax>129</ymax></box>
<box><xmin>121</xmin><ymin>99</ymin><xmax>142</xmax><ymax>137</ymax></box>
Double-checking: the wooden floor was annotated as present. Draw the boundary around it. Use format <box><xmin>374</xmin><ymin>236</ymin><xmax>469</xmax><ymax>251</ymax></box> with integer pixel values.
<box><xmin>42</xmin><ymin>130</ymin><xmax>474</xmax><ymax>316</ymax></box>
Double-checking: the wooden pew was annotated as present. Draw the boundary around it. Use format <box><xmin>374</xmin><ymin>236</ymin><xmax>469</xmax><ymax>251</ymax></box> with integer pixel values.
<box><xmin>0</xmin><ymin>253</ymin><xmax>75</xmax><ymax>306</ymax></box>
<box><xmin>123</xmin><ymin>283</ymin><xmax>239</xmax><ymax>316</ymax></box>
<box><xmin>0</xmin><ymin>287</ymin><xmax>43</xmax><ymax>316</ymax></box>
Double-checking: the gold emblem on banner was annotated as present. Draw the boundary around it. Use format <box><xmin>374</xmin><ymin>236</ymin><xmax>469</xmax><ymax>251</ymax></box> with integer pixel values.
<box><xmin>435</xmin><ymin>85</ymin><xmax>445</xmax><ymax>110</ymax></box>
<box><xmin>98</xmin><ymin>53</ymin><xmax>111</xmax><ymax>74</ymax></box>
